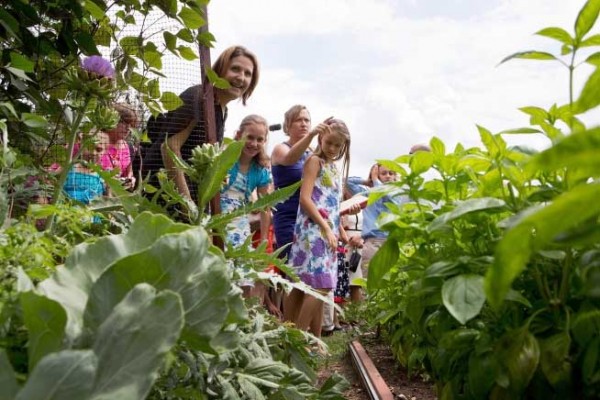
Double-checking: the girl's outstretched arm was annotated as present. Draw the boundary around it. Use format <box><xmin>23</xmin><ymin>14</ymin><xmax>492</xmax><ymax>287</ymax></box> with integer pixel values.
<box><xmin>271</xmin><ymin>128</ymin><xmax>318</xmax><ymax>166</ymax></box>
<box><xmin>299</xmin><ymin>156</ymin><xmax>337</xmax><ymax>250</ymax></box>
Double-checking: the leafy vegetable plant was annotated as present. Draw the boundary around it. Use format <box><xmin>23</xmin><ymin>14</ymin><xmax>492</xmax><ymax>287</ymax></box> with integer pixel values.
<box><xmin>367</xmin><ymin>1</ymin><xmax>600</xmax><ymax>398</ymax></box>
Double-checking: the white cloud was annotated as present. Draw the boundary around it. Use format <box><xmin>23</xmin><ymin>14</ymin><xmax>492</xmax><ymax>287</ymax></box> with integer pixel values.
<box><xmin>199</xmin><ymin>0</ymin><xmax>600</xmax><ymax>177</ymax></box>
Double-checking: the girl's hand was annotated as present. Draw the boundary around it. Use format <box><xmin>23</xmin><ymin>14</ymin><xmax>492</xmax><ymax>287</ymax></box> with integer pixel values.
<box><xmin>347</xmin><ymin>203</ymin><xmax>361</xmax><ymax>215</ymax></box>
<box><xmin>310</xmin><ymin>117</ymin><xmax>334</xmax><ymax>137</ymax></box>
<box><xmin>324</xmin><ymin>227</ymin><xmax>337</xmax><ymax>250</ymax></box>
<box><xmin>370</xmin><ymin>164</ymin><xmax>380</xmax><ymax>182</ymax></box>
<box><xmin>349</xmin><ymin>235</ymin><xmax>363</xmax><ymax>248</ymax></box>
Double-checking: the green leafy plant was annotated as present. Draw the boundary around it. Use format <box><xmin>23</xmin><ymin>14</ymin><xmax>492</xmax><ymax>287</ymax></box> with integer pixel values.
<box><xmin>1</xmin><ymin>213</ymin><xmax>347</xmax><ymax>399</ymax></box>
<box><xmin>366</xmin><ymin>1</ymin><xmax>600</xmax><ymax>398</ymax></box>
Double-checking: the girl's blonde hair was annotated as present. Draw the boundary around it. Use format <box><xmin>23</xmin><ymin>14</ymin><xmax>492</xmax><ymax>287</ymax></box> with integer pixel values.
<box><xmin>313</xmin><ymin>118</ymin><xmax>351</xmax><ymax>182</ymax></box>
<box><xmin>235</xmin><ymin>114</ymin><xmax>270</xmax><ymax>168</ymax></box>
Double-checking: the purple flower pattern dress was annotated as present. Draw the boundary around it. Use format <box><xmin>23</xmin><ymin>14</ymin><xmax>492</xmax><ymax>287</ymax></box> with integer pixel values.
<box><xmin>288</xmin><ymin>159</ymin><xmax>342</xmax><ymax>289</ymax></box>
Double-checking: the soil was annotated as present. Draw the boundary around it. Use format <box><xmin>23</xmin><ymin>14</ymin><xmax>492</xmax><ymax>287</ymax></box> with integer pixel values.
<box><xmin>318</xmin><ymin>332</ymin><xmax>437</xmax><ymax>400</ymax></box>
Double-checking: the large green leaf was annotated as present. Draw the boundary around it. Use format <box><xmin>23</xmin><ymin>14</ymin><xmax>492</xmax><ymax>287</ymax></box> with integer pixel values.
<box><xmin>178</xmin><ymin>6</ymin><xmax>205</xmax><ymax>29</ymax></box>
<box><xmin>38</xmin><ymin>213</ymin><xmax>191</xmax><ymax>341</ymax></box>
<box><xmin>207</xmin><ymin>181</ymin><xmax>301</xmax><ymax>230</ymax></box>
<box><xmin>478</xmin><ymin>125</ymin><xmax>506</xmax><ymax>158</ymax></box>
<box><xmin>495</xmin><ymin>328</ymin><xmax>540</xmax><ymax>394</ymax></box>
<box><xmin>0</xmin><ymin>350</ymin><xmax>19</xmax><ymax>399</ymax></box>
<box><xmin>20</xmin><ymin>291</ymin><xmax>67</xmax><ymax>370</ymax></box>
<box><xmin>582</xmin><ymin>336</ymin><xmax>600</xmax><ymax>384</ymax></box>
<box><xmin>499</xmin><ymin>50</ymin><xmax>559</xmax><ymax>65</ymax></box>
<box><xmin>21</xmin><ymin>113</ymin><xmax>47</xmax><ymax>129</ymax></box>
<box><xmin>74</xmin><ymin>31</ymin><xmax>99</xmax><ymax>55</ymax></box>
<box><xmin>9</xmin><ymin>52</ymin><xmax>35</xmax><ymax>73</ymax></box>
<box><xmin>539</xmin><ymin>333</ymin><xmax>572</xmax><ymax>391</ymax></box>
<box><xmin>84</xmin><ymin>227</ymin><xmax>243</xmax><ymax>350</ymax></box>
<box><xmin>160</xmin><ymin>91</ymin><xmax>184</xmax><ymax>111</ymax></box>
<box><xmin>409</xmin><ymin>150</ymin><xmax>434</xmax><ymax>175</ymax></box>
<box><xmin>367</xmin><ymin>239</ymin><xmax>399</xmax><ymax>291</ymax></box>
<box><xmin>15</xmin><ymin>350</ymin><xmax>97</xmax><ymax>400</ymax></box>
<box><xmin>526</xmin><ymin>127</ymin><xmax>600</xmax><ymax>175</ymax></box>
<box><xmin>486</xmin><ymin>183</ymin><xmax>600</xmax><ymax>308</ymax></box>
<box><xmin>574</xmin><ymin>67</ymin><xmax>600</xmax><ymax>114</ymax></box>
<box><xmin>580</xmin><ymin>33</ymin><xmax>600</xmax><ymax>47</ymax></box>
<box><xmin>163</xmin><ymin>31</ymin><xmax>177</xmax><ymax>54</ymax></box>
<box><xmin>429</xmin><ymin>136</ymin><xmax>445</xmax><ymax>156</ymax></box>
<box><xmin>571</xmin><ymin>309</ymin><xmax>600</xmax><ymax>345</ymax></box>
<box><xmin>197</xmin><ymin>141</ymin><xmax>243</xmax><ymax>211</ymax></box>
<box><xmin>442</xmin><ymin>274</ymin><xmax>485</xmax><ymax>325</ymax></box>
<box><xmin>456</xmin><ymin>154</ymin><xmax>492</xmax><ymax>173</ymax></box>
<box><xmin>0</xmin><ymin>9</ymin><xmax>20</xmax><ymax>40</ymax></box>
<box><xmin>575</xmin><ymin>0</ymin><xmax>600</xmax><ymax>40</ymax></box>
<box><xmin>83</xmin><ymin>0</ymin><xmax>106</xmax><ymax>20</ymax></box>
<box><xmin>89</xmin><ymin>284</ymin><xmax>184</xmax><ymax>399</ymax></box>
<box><xmin>584</xmin><ymin>51</ymin><xmax>600</xmax><ymax>66</ymax></box>
<box><xmin>468</xmin><ymin>351</ymin><xmax>497</xmax><ymax>398</ymax></box>
<box><xmin>535</xmin><ymin>27</ymin><xmax>573</xmax><ymax>45</ymax></box>
<box><xmin>427</xmin><ymin>198</ymin><xmax>506</xmax><ymax>232</ymax></box>
<box><xmin>500</xmin><ymin>127</ymin><xmax>545</xmax><ymax>136</ymax></box>
<box><xmin>141</xmin><ymin>49</ymin><xmax>162</xmax><ymax>70</ymax></box>
<box><xmin>178</xmin><ymin>45</ymin><xmax>198</xmax><ymax>61</ymax></box>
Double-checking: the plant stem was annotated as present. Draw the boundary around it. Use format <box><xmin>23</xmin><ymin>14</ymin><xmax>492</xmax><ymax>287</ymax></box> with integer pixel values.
<box><xmin>558</xmin><ymin>250</ymin><xmax>572</xmax><ymax>304</ymax></box>
<box><xmin>532</xmin><ymin>265</ymin><xmax>550</xmax><ymax>303</ymax></box>
<box><xmin>568</xmin><ymin>50</ymin><xmax>576</xmax><ymax>109</ymax></box>
<box><xmin>45</xmin><ymin>100</ymin><xmax>90</xmax><ymax>231</ymax></box>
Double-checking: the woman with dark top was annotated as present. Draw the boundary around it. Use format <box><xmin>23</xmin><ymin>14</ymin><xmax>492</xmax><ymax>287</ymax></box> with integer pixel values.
<box><xmin>143</xmin><ymin>45</ymin><xmax>260</xmax><ymax>202</ymax></box>
<box><xmin>271</xmin><ymin>105</ymin><xmax>322</xmax><ymax>322</ymax></box>
<box><xmin>271</xmin><ymin>105</ymin><xmax>319</xmax><ymax>261</ymax></box>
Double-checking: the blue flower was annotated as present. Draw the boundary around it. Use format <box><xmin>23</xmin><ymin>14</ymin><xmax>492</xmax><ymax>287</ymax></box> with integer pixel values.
<box><xmin>81</xmin><ymin>56</ymin><xmax>115</xmax><ymax>79</ymax></box>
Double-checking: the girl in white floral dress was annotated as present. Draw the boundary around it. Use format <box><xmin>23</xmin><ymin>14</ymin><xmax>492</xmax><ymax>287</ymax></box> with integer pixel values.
<box><xmin>287</xmin><ymin>118</ymin><xmax>352</xmax><ymax>337</ymax></box>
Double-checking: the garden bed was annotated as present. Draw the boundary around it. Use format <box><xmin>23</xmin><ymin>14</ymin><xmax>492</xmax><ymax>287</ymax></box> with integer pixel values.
<box><xmin>319</xmin><ymin>331</ymin><xmax>436</xmax><ymax>400</ymax></box>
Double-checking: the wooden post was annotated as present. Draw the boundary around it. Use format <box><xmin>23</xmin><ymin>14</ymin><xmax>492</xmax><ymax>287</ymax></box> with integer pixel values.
<box><xmin>198</xmin><ymin>4</ymin><xmax>223</xmax><ymax>249</ymax></box>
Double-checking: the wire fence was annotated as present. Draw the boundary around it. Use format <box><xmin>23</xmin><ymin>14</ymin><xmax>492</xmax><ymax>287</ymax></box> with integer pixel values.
<box><xmin>29</xmin><ymin>8</ymin><xmax>209</xmax><ymax>203</ymax></box>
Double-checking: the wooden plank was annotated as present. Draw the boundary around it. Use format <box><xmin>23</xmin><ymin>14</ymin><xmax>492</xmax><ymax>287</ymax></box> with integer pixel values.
<box><xmin>349</xmin><ymin>340</ymin><xmax>395</xmax><ymax>400</ymax></box>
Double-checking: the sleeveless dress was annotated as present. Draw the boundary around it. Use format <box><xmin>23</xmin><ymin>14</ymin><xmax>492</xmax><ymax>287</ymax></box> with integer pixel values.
<box><xmin>288</xmin><ymin>159</ymin><xmax>342</xmax><ymax>289</ymax></box>
<box><xmin>271</xmin><ymin>143</ymin><xmax>310</xmax><ymax>260</ymax></box>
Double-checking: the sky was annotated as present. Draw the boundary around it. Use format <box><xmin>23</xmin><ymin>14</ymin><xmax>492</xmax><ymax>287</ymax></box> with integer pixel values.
<box><xmin>155</xmin><ymin>0</ymin><xmax>600</xmax><ymax>177</ymax></box>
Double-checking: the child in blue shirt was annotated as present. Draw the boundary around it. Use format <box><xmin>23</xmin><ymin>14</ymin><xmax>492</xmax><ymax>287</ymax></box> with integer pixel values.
<box><xmin>63</xmin><ymin>131</ymin><xmax>110</xmax><ymax>204</ymax></box>
<box><xmin>346</xmin><ymin>164</ymin><xmax>405</xmax><ymax>298</ymax></box>
<box><xmin>221</xmin><ymin>115</ymin><xmax>273</xmax><ymax>295</ymax></box>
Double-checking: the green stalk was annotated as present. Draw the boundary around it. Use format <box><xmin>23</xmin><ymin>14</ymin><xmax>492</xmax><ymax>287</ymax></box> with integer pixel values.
<box><xmin>568</xmin><ymin>49</ymin><xmax>576</xmax><ymax>110</ymax></box>
<box><xmin>558</xmin><ymin>250</ymin><xmax>572</xmax><ymax>304</ymax></box>
<box><xmin>45</xmin><ymin>100</ymin><xmax>90</xmax><ymax>231</ymax></box>
<box><xmin>532</xmin><ymin>265</ymin><xmax>550</xmax><ymax>303</ymax></box>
